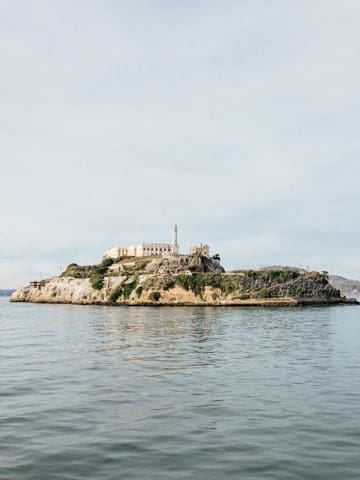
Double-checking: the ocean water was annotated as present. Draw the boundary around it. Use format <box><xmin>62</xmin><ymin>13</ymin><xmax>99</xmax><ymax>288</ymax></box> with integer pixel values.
<box><xmin>1</xmin><ymin>297</ymin><xmax>360</xmax><ymax>480</ymax></box>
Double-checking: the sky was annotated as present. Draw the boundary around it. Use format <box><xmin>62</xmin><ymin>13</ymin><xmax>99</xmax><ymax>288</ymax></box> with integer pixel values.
<box><xmin>1</xmin><ymin>0</ymin><xmax>360</xmax><ymax>288</ymax></box>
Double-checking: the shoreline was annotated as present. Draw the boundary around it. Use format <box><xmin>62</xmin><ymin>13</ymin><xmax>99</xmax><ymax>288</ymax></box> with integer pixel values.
<box><xmin>9</xmin><ymin>297</ymin><xmax>359</xmax><ymax>307</ymax></box>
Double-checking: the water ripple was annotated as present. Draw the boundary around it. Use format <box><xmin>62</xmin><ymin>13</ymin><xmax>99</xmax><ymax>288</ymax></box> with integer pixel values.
<box><xmin>1</xmin><ymin>299</ymin><xmax>360</xmax><ymax>479</ymax></box>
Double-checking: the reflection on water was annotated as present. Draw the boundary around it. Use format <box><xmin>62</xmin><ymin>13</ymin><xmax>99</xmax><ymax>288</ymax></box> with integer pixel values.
<box><xmin>1</xmin><ymin>299</ymin><xmax>360</xmax><ymax>480</ymax></box>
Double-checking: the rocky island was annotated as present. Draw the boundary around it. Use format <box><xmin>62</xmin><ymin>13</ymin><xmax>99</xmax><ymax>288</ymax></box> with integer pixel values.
<box><xmin>10</xmin><ymin>254</ymin><xmax>357</xmax><ymax>307</ymax></box>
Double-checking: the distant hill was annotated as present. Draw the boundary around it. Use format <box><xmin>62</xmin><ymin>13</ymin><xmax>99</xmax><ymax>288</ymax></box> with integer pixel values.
<box><xmin>0</xmin><ymin>289</ymin><xmax>15</xmax><ymax>296</ymax></box>
<box><xmin>328</xmin><ymin>275</ymin><xmax>360</xmax><ymax>297</ymax></box>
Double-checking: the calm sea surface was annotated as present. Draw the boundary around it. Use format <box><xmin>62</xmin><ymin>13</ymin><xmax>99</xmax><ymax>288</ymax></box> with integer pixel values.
<box><xmin>1</xmin><ymin>297</ymin><xmax>360</xmax><ymax>479</ymax></box>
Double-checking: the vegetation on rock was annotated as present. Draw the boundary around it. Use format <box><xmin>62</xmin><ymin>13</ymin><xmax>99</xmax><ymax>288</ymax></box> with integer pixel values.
<box><xmin>149</xmin><ymin>291</ymin><xmax>161</xmax><ymax>302</ymax></box>
<box><xmin>122</xmin><ymin>280</ymin><xmax>137</xmax><ymax>299</ymax></box>
<box><xmin>57</xmin><ymin>259</ymin><xmax>340</xmax><ymax>302</ymax></box>
<box><xmin>110</xmin><ymin>286</ymin><xmax>123</xmax><ymax>302</ymax></box>
<box><xmin>90</xmin><ymin>272</ymin><xmax>104</xmax><ymax>290</ymax></box>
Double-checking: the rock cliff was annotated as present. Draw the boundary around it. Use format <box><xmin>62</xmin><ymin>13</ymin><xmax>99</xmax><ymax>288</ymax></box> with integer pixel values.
<box><xmin>10</xmin><ymin>255</ymin><xmax>356</xmax><ymax>306</ymax></box>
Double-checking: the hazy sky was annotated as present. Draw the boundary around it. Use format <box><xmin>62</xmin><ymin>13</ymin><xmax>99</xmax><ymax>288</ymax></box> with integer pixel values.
<box><xmin>1</xmin><ymin>0</ymin><xmax>360</xmax><ymax>288</ymax></box>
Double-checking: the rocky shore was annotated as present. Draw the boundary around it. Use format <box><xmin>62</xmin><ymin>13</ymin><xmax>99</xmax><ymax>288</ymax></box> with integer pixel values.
<box><xmin>10</xmin><ymin>255</ymin><xmax>358</xmax><ymax>307</ymax></box>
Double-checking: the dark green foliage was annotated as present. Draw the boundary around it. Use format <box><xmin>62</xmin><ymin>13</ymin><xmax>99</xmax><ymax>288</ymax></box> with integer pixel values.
<box><xmin>61</xmin><ymin>264</ymin><xmax>93</xmax><ymax>279</ymax></box>
<box><xmin>197</xmin><ymin>273</ymin><xmax>236</xmax><ymax>294</ymax></box>
<box><xmin>259</xmin><ymin>288</ymin><xmax>270</xmax><ymax>298</ymax></box>
<box><xmin>175</xmin><ymin>272</ymin><xmax>237</xmax><ymax>297</ymax></box>
<box><xmin>94</xmin><ymin>266</ymin><xmax>107</xmax><ymax>275</ymax></box>
<box><xmin>239</xmin><ymin>293</ymin><xmax>250</xmax><ymax>300</ymax></box>
<box><xmin>245</xmin><ymin>270</ymin><xmax>255</xmax><ymax>277</ymax></box>
<box><xmin>176</xmin><ymin>274</ymin><xmax>195</xmax><ymax>291</ymax></box>
<box><xmin>135</xmin><ymin>286</ymin><xmax>143</xmax><ymax>298</ymax></box>
<box><xmin>89</xmin><ymin>262</ymin><xmax>112</xmax><ymax>290</ymax></box>
<box><xmin>122</xmin><ymin>281</ymin><xmax>137</xmax><ymax>299</ymax></box>
<box><xmin>220</xmin><ymin>280</ymin><xmax>236</xmax><ymax>295</ymax></box>
<box><xmin>110</xmin><ymin>286</ymin><xmax>123</xmax><ymax>302</ymax></box>
<box><xmin>275</xmin><ymin>269</ymin><xmax>299</xmax><ymax>283</ymax></box>
<box><xmin>61</xmin><ymin>257</ymin><xmax>117</xmax><ymax>282</ymax></box>
<box><xmin>149</xmin><ymin>291</ymin><xmax>161</xmax><ymax>301</ymax></box>
<box><xmin>197</xmin><ymin>273</ymin><xmax>221</xmax><ymax>289</ymax></box>
<box><xmin>90</xmin><ymin>273</ymin><xmax>104</xmax><ymax>290</ymax></box>
<box><xmin>163</xmin><ymin>278</ymin><xmax>176</xmax><ymax>290</ymax></box>
<box><xmin>101</xmin><ymin>258</ymin><xmax>114</xmax><ymax>267</ymax></box>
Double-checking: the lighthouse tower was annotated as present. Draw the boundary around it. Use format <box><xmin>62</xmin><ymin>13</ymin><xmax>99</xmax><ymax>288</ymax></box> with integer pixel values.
<box><xmin>171</xmin><ymin>224</ymin><xmax>179</xmax><ymax>256</ymax></box>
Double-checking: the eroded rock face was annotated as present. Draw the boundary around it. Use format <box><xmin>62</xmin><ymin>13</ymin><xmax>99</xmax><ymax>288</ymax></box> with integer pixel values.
<box><xmin>145</xmin><ymin>256</ymin><xmax>225</xmax><ymax>274</ymax></box>
<box><xmin>10</xmin><ymin>277</ymin><xmax>123</xmax><ymax>305</ymax></box>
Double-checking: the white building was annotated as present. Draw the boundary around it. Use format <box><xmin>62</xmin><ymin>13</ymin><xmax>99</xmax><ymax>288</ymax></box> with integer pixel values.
<box><xmin>103</xmin><ymin>225</ymin><xmax>180</xmax><ymax>259</ymax></box>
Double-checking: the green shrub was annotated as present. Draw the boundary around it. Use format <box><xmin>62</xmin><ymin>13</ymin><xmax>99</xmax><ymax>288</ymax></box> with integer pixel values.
<box><xmin>90</xmin><ymin>273</ymin><xmax>104</xmax><ymax>290</ymax></box>
<box><xmin>149</xmin><ymin>291</ymin><xmax>161</xmax><ymax>302</ymax></box>
<box><xmin>204</xmin><ymin>274</ymin><xmax>222</xmax><ymax>289</ymax></box>
<box><xmin>259</xmin><ymin>288</ymin><xmax>270</xmax><ymax>298</ymax></box>
<box><xmin>101</xmin><ymin>258</ymin><xmax>114</xmax><ymax>267</ymax></box>
<box><xmin>122</xmin><ymin>281</ymin><xmax>137</xmax><ymax>299</ymax></box>
<box><xmin>239</xmin><ymin>293</ymin><xmax>250</xmax><ymax>300</ymax></box>
<box><xmin>110</xmin><ymin>286</ymin><xmax>122</xmax><ymax>302</ymax></box>
<box><xmin>68</xmin><ymin>270</ymin><xmax>87</xmax><ymax>279</ymax></box>
<box><xmin>175</xmin><ymin>272</ymin><xmax>240</xmax><ymax>297</ymax></box>
<box><xmin>135</xmin><ymin>286</ymin><xmax>143</xmax><ymax>298</ymax></box>
<box><xmin>176</xmin><ymin>274</ymin><xmax>192</xmax><ymax>290</ymax></box>
<box><xmin>61</xmin><ymin>264</ymin><xmax>90</xmax><ymax>278</ymax></box>
<box><xmin>94</xmin><ymin>266</ymin><xmax>107</xmax><ymax>275</ymax></box>
<box><xmin>220</xmin><ymin>281</ymin><xmax>236</xmax><ymax>295</ymax></box>
<box><xmin>163</xmin><ymin>278</ymin><xmax>176</xmax><ymax>290</ymax></box>
<box><xmin>176</xmin><ymin>274</ymin><xmax>206</xmax><ymax>293</ymax></box>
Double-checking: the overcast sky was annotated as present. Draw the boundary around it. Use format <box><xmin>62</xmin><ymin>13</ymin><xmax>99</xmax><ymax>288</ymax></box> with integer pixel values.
<box><xmin>1</xmin><ymin>0</ymin><xmax>360</xmax><ymax>288</ymax></box>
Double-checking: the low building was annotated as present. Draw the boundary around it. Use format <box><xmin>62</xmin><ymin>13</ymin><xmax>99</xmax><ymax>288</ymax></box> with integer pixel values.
<box><xmin>190</xmin><ymin>244</ymin><xmax>210</xmax><ymax>257</ymax></box>
<box><xmin>103</xmin><ymin>226</ymin><xmax>180</xmax><ymax>259</ymax></box>
<box><xmin>103</xmin><ymin>243</ymin><xmax>174</xmax><ymax>259</ymax></box>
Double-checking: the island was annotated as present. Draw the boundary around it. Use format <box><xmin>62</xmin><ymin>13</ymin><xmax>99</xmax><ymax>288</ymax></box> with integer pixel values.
<box><xmin>10</xmin><ymin>254</ymin><xmax>357</xmax><ymax>307</ymax></box>
<box><xmin>0</xmin><ymin>289</ymin><xmax>15</xmax><ymax>297</ymax></box>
